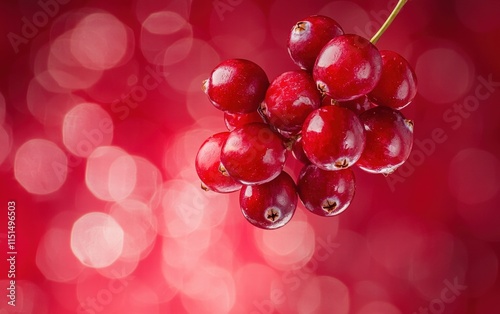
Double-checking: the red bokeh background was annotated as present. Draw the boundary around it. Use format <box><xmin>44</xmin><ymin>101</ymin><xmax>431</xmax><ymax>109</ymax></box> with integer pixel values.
<box><xmin>0</xmin><ymin>0</ymin><xmax>500</xmax><ymax>313</ymax></box>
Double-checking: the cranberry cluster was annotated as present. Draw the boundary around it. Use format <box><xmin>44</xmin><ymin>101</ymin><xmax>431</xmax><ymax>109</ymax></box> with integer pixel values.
<box><xmin>195</xmin><ymin>15</ymin><xmax>417</xmax><ymax>230</ymax></box>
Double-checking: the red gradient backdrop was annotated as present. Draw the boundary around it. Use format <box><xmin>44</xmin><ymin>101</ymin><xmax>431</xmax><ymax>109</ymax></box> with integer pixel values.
<box><xmin>0</xmin><ymin>0</ymin><xmax>500</xmax><ymax>313</ymax></box>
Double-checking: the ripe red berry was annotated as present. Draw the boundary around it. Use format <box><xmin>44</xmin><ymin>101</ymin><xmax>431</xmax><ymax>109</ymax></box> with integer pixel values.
<box><xmin>313</xmin><ymin>34</ymin><xmax>382</xmax><ymax>101</ymax></box>
<box><xmin>291</xmin><ymin>136</ymin><xmax>310</xmax><ymax>164</ymax></box>
<box><xmin>336</xmin><ymin>95</ymin><xmax>376</xmax><ymax>115</ymax></box>
<box><xmin>224</xmin><ymin>111</ymin><xmax>265</xmax><ymax>131</ymax></box>
<box><xmin>204</xmin><ymin>59</ymin><xmax>269</xmax><ymax>114</ymax></box>
<box><xmin>357</xmin><ymin>106</ymin><xmax>414</xmax><ymax>174</ymax></box>
<box><xmin>368</xmin><ymin>50</ymin><xmax>418</xmax><ymax>110</ymax></box>
<box><xmin>288</xmin><ymin>15</ymin><xmax>344</xmax><ymax>71</ymax></box>
<box><xmin>195</xmin><ymin>132</ymin><xmax>242</xmax><ymax>193</ymax></box>
<box><xmin>240</xmin><ymin>171</ymin><xmax>297</xmax><ymax>230</ymax></box>
<box><xmin>220</xmin><ymin>123</ymin><xmax>287</xmax><ymax>185</ymax></box>
<box><xmin>261</xmin><ymin>70</ymin><xmax>321</xmax><ymax>134</ymax></box>
<box><xmin>297</xmin><ymin>164</ymin><xmax>355</xmax><ymax>217</ymax></box>
<box><xmin>301</xmin><ymin>105</ymin><xmax>366</xmax><ymax>171</ymax></box>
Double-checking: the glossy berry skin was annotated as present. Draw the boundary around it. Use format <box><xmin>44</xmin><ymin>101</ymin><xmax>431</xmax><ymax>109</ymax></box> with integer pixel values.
<box><xmin>224</xmin><ymin>111</ymin><xmax>265</xmax><ymax>131</ymax></box>
<box><xmin>288</xmin><ymin>15</ymin><xmax>344</xmax><ymax>71</ymax></box>
<box><xmin>261</xmin><ymin>70</ymin><xmax>321</xmax><ymax>134</ymax></box>
<box><xmin>220</xmin><ymin>123</ymin><xmax>287</xmax><ymax>185</ymax></box>
<box><xmin>302</xmin><ymin>105</ymin><xmax>366</xmax><ymax>171</ymax></box>
<box><xmin>195</xmin><ymin>132</ymin><xmax>242</xmax><ymax>193</ymax></box>
<box><xmin>313</xmin><ymin>34</ymin><xmax>382</xmax><ymax>101</ymax></box>
<box><xmin>337</xmin><ymin>96</ymin><xmax>376</xmax><ymax>115</ymax></box>
<box><xmin>240</xmin><ymin>171</ymin><xmax>297</xmax><ymax>230</ymax></box>
<box><xmin>322</xmin><ymin>95</ymin><xmax>376</xmax><ymax>116</ymax></box>
<box><xmin>368</xmin><ymin>50</ymin><xmax>418</xmax><ymax>110</ymax></box>
<box><xmin>297</xmin><ymin>164</ymin><xmax>355</xmax><ymax>217</ymax></box>
<box><xmin>205</xmin><ymin>59</ymin><xmax>269</xmax><ymax>114</ymax></box>
<box><xmin>291</xmin><ymin>136</ymin><xmax>310</xmax><ymax>164</ymax></box>
<box><xmin>357</xmin><ymin>106</ymin><xmax>414</xmax><ymax>174</ymax></box>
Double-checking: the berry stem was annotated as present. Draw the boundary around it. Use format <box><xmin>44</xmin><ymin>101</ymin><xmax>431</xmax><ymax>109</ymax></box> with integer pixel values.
<box><xmin>370</xmin><ymin>0</ymin><xmax>408</xmax><ymax>44</ymax></box>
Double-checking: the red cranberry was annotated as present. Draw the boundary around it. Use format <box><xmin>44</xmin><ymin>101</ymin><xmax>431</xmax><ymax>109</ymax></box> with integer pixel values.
<box><xmin>357</xmin><ymin>106</ymin><xmax>414</xmax><ymax>174</ymax></box>
<box><xmin>261</xmin><ymin>70</ymin><xmax>321</xmax><ymax>134</ymax></box>
<box><xmin>291</xmin><ymin>136</ymin><xmax>310</xmax><ymax>164</ymax></box>
<box><xmin>205</xmin><ymin>59</ymin><xmax>269</xmax><ymax>114</ymax></box>
<box><xmin>195</xmin><ymin>132</ymin><xmax>242</xmax><ymax>193</ymax></box>
<box><xmin>224</xmin><ymin>111</ymin><xmax>265</xmax><ymax>131</ymax></box>
<box><xmin>322</xmin><ymin>95</ymin><xmax>376</xmax><ymax>115</ymax></box>
<box><xmin>368</xmin><ymin>50</ymin><xmax>418</xmax><ymax>110</ymax></box>
<box><xmin>288</xmin><ymin>15</ymin><xmax>344</xmax><ymax>71</ymax></box>
<box><xmin>220</xmin><ymin>123</ymin><xmax>287</xmax><ymax>185</ymax></box>
<box><xmin>313</xmin><ymin>34</ymin><xmax>382</xmax><ymax>101</ymax></box>
<box><xmin>301</xmin><ymin>105</ymin><xmax>366</xmax><ymax>171</ymax></box>
<box><xmin>297</xmin><ymin>164</ymin><xmax>355</xmax><ymax>217</ymax></box>
<box><xmin>240</xmin><ymin>171</ymin><xmax>297</xmax><ymax>230</ymax></box>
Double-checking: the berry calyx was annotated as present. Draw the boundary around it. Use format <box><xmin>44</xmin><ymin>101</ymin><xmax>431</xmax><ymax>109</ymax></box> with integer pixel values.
<box><xmin>297</xmin><ymin>164</ymin><xmax>355</xmax><ymax>217</ymax></box>
<box><xmin>313</xmin><ymin>34</ymin><xmax>383</xmax><ymax>101</ymax></box>
<box><xmin>288</xmin><ymin>15</ymin><xmax>344</xmax><ymax>71</ymax></box>
<box><xmin>240</xmin><ymin>171</ymin><xmax>297</xmax><ymax>230</ymax></box>
<box><xmin>357</xmin><ymin>106</ymin><xmax>414</xmax><ymax>174</ymax></box>
<box><xmin>220</xmin><ymin>123</ymin><xmax>287</xmax><ymax>185</ymax></box>
<box><xmin>195</xmin><ymin>132</ymin><xmax>243</xmax><ymax>193</ymax></box>
<box><xmin>301</xmin><ymin>105</ymin><xmax>366</xmax><ymax>171</ymax></box>
<box><xmin>205</xmin><ymin>59</ymin><xmax>269</xmax><ymax>114</ymax></box>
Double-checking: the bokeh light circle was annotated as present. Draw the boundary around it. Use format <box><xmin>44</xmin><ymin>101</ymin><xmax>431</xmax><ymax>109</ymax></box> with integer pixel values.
<box><xmin>143</xmin><ymin>11</ymin><xmax>188</xmax><ymax>35</ymax></box>
<box><xmin>70</xmin><ymin>12</ymin><xmax>130</xmax><ymax>70</ymax></box>
<box><xmin>36</xmin><ymin>228</ymin><xmax>85</xmax><ymax>282</ymax></box>
<box><xmin>318</xmin><ymin>1</ymin><xmax>370</xmax><ymax>35</ymax></box>
<box><xmin>163</xmin><ymin>38</ymin><xmax>220</xmax><ymax>93</ymax></box>
<box><xmin>415</xmin><ymin>47</ymin><xmax>473</xmax><ymax>104</ymax></box>
<box><xmin>47</xmin><ymin>31</ymin><xmax>104</xmax><ymax>91</ymax></box>
<box><xmin>109</xmin><ymin>200</ymin><xmax>157</xmax><ymax>261</ymax></box>
<box><xmin>0</xmin><ymin>124</ymin><xmax>11</xmax><ymax>166</ymax></box>
<box><xmin>14</xmin><ymin>139</ymin><xmax>68</xmax><ymax>195</ymax></box>
<box><xmin>62</xmin><ymin>102</ymin><xmax>114</xmax><ymax>157</ymax></box>
<box><xmin>71</xmin><ymin>212</ymin><xmax>124</xmax><ymax>268</ymax></box>
<box><xmin>26</xmin><ymin>78</ymin><xmax>86</xmax><ymax>126</ymax></box>
<box><xmin>296</xmin><ymin>276</ymin><xmax>350</xmax><ymax>314</ymax></box>
<box><xmin>209</xmin><ymin>1</ymin><xmax>266</xmax><ymax>57</ymax></box>
<box><xmin>254</xmin><ymin>218</ymin><xmax>316</xmax><ymax>270</ymax></box>
<box><xmin>180</xmin><ymin>264</ymin><xmax>236</xmax><ymax>314</ymax></box>
<box><xmin>85</xmin><ymin>146</ymin><xmax>137</xmax><ymax>202</ymax></box>
<box><xmin>140</xmin><ymin>10</ymin><xmax>193</xmax><ymax>66</ymax></box>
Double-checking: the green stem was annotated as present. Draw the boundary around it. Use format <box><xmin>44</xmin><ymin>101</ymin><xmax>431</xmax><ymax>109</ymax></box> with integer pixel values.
<box><xmin>370</xmin><ymin>0</ymin><xmax>408</xmax><ymax>44</ymax></box>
